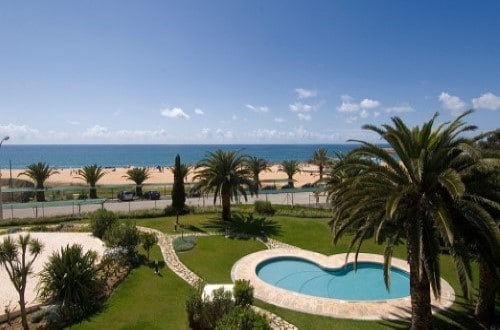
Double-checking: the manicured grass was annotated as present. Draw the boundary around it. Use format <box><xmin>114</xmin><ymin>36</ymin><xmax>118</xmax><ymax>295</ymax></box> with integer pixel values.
<box><xmin>131</xmin><ymin>213</ymin><xmax>218</xmax><ymax>234</ymax></box>
<box><xmin>177</xmin><ymin>235</ymin><xmax>266</xmax><ymax>282</ymax></box>
<box><xmin>72</xmin><ymin>246</ymin><xmax>191</xmax><ymax>330</ymax></box>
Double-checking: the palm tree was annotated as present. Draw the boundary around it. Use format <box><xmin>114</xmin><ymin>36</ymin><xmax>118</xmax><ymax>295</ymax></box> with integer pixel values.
<box><xmin>327</xmin><ymin>111</ymin><xmax>500</xmax><ymax>329</ymax></box>
<box><xmin>309</xmin><ymin>148</ymin><xmax>330</xmax><ymax>180</ymax></box>
<box><xmin>123</xmin><ymin>167</ymin><xmax>151</xmax><ymax>197</ymax></box>
<box><xmin>192</xmin><ymin>149</ymin><xmax>252</xmax><ymax>221</ymax></box>
<box><xmin>247</xmin><ymin>156</ymin><xmax>271</xmax><ymax>193</ymax></box>
<box><xmin>38</xmin><ymin>244</ymin><xmax>102</xmax><ymax>318</ymax></box>
<box><xmin>279</xmin><ymin>160</ymin><xmax>301</xmax><ymax>188</ymax></box>
<box><xmin>0</xmin><ymin>235</ymin><xmax>43</xmax><ymax>330</ymax></box>
<box><xmin>17</xmin><ymin>162</ymin><xmax>59</xmax><ymax>202</ymax></box>
<box><xmin>75</xmin><ymin>164</ymin><xmax>106</xmax><ymax>199</ymax></box>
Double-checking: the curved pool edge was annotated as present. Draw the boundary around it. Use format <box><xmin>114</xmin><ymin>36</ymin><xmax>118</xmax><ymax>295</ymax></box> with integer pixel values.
<box><xmin>231</xmin><ymin>248</ymin><xmax>455</xmax><ymax>320</ymax></box>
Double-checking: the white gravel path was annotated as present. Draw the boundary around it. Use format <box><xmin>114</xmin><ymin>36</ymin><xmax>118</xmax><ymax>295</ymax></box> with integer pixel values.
<box><xmin>0</xmin><ymin>232</ymin><xmax>106</xmax><ymax>314</ymax></box>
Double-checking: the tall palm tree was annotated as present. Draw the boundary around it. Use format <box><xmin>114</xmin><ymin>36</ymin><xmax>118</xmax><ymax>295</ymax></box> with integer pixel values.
<box><xmin>328</xmin><ymin>111</ymin><xmax>500</xmax><ymax>329</ymax></box>
<box><xmin>192</xmin><ymin>149</ymin><xmax>252</xmax><ymax>221</ymax></box>
<box><xmin>309</xmin><ymin>148</ymin><xmax>330</xmax><ymax>180</ymax></box>
<box><xmin>75</xmin><ymin>164</ymin><xmax>106</xmax><ymax>199</ymax></box>
<box><xmin>247</xmin><ymin>156</ymin><xmax>271</xmax><ymax>193</ymax></box>
<box><xmin>17</xmin><ymin>162</ymin><xmax>59</xmax><ymax>202</ymax></box>
<box><xmin>123</xmin><ymin>167</ymin><xmax>151</xmax><ymax>197</ymax></box>
<box><xmin>279</xmin><ymin>160</ymin><xmax>301</xmax><ymax>188</ymax></box>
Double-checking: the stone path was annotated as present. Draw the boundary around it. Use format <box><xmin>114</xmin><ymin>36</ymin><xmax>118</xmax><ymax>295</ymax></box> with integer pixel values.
<box><xmin>137</xmin><ymin>227</ymin><xmax>298</xmax><ymax>330</ymax></box>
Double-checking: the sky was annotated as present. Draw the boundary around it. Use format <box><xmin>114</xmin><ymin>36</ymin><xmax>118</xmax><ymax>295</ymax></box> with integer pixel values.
<box><xmin>1</xmin><ymin>0</ymin><xmax>499</xmax><ymax>144</ymax></box>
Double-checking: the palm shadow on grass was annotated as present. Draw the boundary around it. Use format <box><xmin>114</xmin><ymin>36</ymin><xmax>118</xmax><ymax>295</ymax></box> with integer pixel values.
<box><xmin>203</xmin><ymin>213</ymin><xmax>282</xmax><ymax>240</ymax></box>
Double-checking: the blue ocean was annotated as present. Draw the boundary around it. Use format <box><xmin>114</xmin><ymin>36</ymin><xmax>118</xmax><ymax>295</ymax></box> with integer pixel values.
<box><xmin>0</xmin><ymin>144</ymin><xmax>364</xmax><ymax>169</ymax></box>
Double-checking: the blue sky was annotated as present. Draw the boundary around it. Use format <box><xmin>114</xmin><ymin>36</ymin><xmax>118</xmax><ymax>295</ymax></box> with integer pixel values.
<box><xmin>1</xmin><ymin>1</ymin><xmax>499</xmax><ymax>144</ymax></box>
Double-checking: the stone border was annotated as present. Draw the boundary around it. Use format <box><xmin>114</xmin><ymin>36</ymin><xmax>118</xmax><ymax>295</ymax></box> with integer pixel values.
<box><xmin>231</xmin><ymin>248</ymin><xmax>455</xmax><ymax>320</ymax></box>
<box><xmin>137</xmin><ymin>227</ymin><xmax>297</xmax><ymax>330</ymax></box>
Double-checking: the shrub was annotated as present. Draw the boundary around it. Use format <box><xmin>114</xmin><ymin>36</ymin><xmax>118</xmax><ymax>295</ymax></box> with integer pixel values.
<box><xmin>103</xmin><ymin>221</ymin><xmax>140</xmax><ymax>252</ymax></box>
<box><xmin>140</xmin><ymin>232</ymin><xmax>158</xmax><ymax>261</ymax></box>
<box><xmin>90</xmin><ymin>209</ymin><xmax>117</xmax><ymax>238</ymax></box>
<box><xmin>173</xmin><ymin>235</ymin><xmax>197</xmax><ymax>252</ymax></box>
<box><xmin>38</xmin><ymin>244</ymin><xmax>102</xmax><ymax>322</ymax></box>
<box><xmin>215</xmin><ymin>306</ymin><xmax>271</xmax><ymax>330</ymax></box>
<box><xmin>254</xmin><ymin>200</ymin><xmax>276</xmax><ymax>216</ymax></box>
<box><xmin>204</xmin><ymin>213</ymin><xmax>281</xmax><ymax>238</ymax></box>
<box><xmin>165</xmin><ymin>205</ymin><xmax>191</xmax><ymax>217</ymax></box>
<box><xmin>233</xmin><ymin>279</ymin><xmax>253</xmax><ymax>307</ymax></box>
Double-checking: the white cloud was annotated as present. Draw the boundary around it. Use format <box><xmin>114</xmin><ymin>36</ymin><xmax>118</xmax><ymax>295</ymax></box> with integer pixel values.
<box><xmin>67</xmin><ymin>120</ymin><xmax>80</xmax><ymax>125</ymax></box>
<box><xmin>373</xmin><ymin>111</ymin><xmax>381</xmax><ymax>117</ymax></box>
<box><xmin>160</xmin><ymin>107</ymin><xmax>190</xmax><ymax>119</ymax></box>
<box><xmin>439</xmin><ymin>92</ymin><xmax>466</xmax><ymax>116</ymax></box>
<box><xmin>245</xmin><ymin>104</ymin><xmax>269</xmax><ymax>113</ymax></box>
<box><xmin>274</xmin><ymin>117</ymin><xmax>285</xmax><ymax>123</ymax></box>
<box><xmin>337</xmin><ymin>95</ymin><xmax>380</xmax><ymax>113</ymax></box>
<box><xmin>360</xmin><ymin>109</ymin><xmax>369</xmax><ymax>118</ymax></box>
<box><xmin>472</xmin><ymin>92</ymin><xmax>500</xmax><ymax>111</ymax></box>
<box><xmin>194</xmin><ymin>108</ymin><xmax>204</xmax><ymax>115</ymax></box>
<box><xmin>345</xmin><ymin>116</ymin><xmax>358</xmax><ymax>124</ymax></box>
<box><xmin>360</xmin><ymin>99</ymin><xmax>380</xmax><ymax>109</ymax></box>
<box><xmin>289</xmin><ymin>102</ymin><xmax>313</xmax><ymax>113</ymax></box>
<box><xmin>297</xmin><ymin>113</ymin><xmax>312</xmax><ymax>121</ymax></box>
<box><xmin>295</xmin><ymin>88</ymin><xmax>317</xmax><ymax>99</ymax></box>
<box><xmin>337</xmin><ymin>97</ymin><xmax>360</xmax><ymax>113</ymax></box>
<box><xmin>232</xmin><ymin>115</ymin><xmax>238</xmax><ymax>121</ymax></box>
<box><xmin>385</xmin><ymin>103</ymin><xmax>414</xmax><ymax>113</ymax></box>
<box><xmin>83</xmin><ymin>125</ymin><xmax>110</xmax><ymax>137</ymax></box>
<box><xmin>199</xmin><ymin>128</ymin><xmax>233</xmax><ymax>140</ymax></box>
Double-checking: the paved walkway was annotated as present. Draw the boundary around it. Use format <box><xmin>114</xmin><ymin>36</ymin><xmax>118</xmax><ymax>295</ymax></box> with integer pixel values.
<box><xmin>137</xmin><ymin>227</ymin><xmax>298</xmax><ymax>330</ymax></box>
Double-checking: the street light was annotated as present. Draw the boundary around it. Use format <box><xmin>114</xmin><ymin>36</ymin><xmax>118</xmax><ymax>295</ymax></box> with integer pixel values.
<box><xmin>0</xmin><ymin>135</ymin><xmax>10</xmax><ymax>220</ymax></box>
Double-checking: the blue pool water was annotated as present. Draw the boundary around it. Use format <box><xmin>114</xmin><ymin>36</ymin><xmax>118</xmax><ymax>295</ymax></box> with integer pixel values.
<box><xmin>256</xmin><ymin>257</ymin><xmax>410</xmax><ymax>301</ymax></box>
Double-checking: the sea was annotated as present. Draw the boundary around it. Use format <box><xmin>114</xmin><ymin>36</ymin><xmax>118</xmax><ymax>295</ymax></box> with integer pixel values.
<box><xmin>0</xmin><ymin>144</ymin><xmax>367</xmax><ymax>169</ymax></box>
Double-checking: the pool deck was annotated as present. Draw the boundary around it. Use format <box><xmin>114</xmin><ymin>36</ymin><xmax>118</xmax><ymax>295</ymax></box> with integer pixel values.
<box><xmin>231</xmin><ymin>248</ymin><xmax>455</xmax><ymax>320</ymax></box>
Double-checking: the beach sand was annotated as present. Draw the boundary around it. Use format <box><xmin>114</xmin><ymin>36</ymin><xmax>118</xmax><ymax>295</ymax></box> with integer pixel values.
<box><xmin>8</xmin><ymin>164</ymin><xmax>325</xmax><ymax>188</ymax></box>
<box><xmin>0</xmin><ymin>232</ymin><xmax>106</xmax><ymax>314</ymax></box>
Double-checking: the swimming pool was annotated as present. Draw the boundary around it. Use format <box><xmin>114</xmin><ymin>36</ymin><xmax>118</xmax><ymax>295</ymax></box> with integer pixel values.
<box><xmin>256</xmin><ymin>257</ymin><xmax>410</xmax><ymax>301</ymax></box>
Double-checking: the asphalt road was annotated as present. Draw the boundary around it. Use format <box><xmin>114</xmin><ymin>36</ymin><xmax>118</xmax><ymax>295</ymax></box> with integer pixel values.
<box><xmin>1</xmin><ymin>191</ymin><xmax>330</xmax><ymax>220</ymax></box>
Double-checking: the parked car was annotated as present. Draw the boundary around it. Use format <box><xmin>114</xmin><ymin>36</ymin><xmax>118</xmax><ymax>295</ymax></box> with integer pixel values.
<box><xmin>144</xmin><ymin>190</ymin><xmax>161</xmax><ymax>200</ymax></box>
<box><xmin>117</xmin><ymin>191</ymin><xmax>135</xmax><ymax>201</ymax></box>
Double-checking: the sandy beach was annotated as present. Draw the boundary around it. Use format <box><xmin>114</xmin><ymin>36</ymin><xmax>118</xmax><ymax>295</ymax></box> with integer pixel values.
<box><xmin>8</xmin><ymin>164</ymin><xmax>325</xmax><ymax>188</ymax></box>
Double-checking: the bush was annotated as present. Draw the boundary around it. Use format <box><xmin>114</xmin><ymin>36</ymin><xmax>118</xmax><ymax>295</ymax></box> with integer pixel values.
<box><xmin>164</xmin><ymin>205</ymin><xmax>191</xmax><ymax>217</ymax></box>
<box><xmin>90</xmin><ymin>209</ymin><xmax>117</xmax><ymax>239</ymax></box>
<box><xmin>103</xmin><ymin>221</ymin><xmax>140</xmax><ymax>252</ymax></box>
<box><xmin>233</xmin><ymin>279</ymin><xmax>253</xmax><ymax>307</ymax></box>
<box><xmin>215</xmin><ymin>306</ymin><xmax>271</xmax><ymax>330</ymax></box>
<box><xmin>173</xmin><ymin>235</ymin><xmax>197</xmax><ymax>252</ymax></box>
<box><xmin>38</xmin><ymin>244</ymin><xmax>102</xmax><ymax>322</ymax></box>
<box><xmin>204</xmin><ymin>213</ymin><xmax>281</xmax><ymax>238</ymax></box>
<box><xmin>254</xmin><ymin>200</ymin><xmax>276</xmax><ymax>216</ymax></box>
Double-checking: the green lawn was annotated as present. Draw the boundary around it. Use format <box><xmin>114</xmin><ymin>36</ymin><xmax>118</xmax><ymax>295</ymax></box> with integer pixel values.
<box><xmin>71</xmin><ymin>213</ymin><xmax>489</xmax><ymax>329</ymax></box>
<box><xmin>72</xmin><ymin>246</ymin><xmax>191</xmax><ymax>330</ymax></box>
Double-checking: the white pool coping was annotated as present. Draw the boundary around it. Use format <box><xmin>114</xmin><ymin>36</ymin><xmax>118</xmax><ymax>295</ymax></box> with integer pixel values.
<box><xmin>231</xmin><ymin>248</ymin><xmax>455</xmax><ymax>320</ymax></box>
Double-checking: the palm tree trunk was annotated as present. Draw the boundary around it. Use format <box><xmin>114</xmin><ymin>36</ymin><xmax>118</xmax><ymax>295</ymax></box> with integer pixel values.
<box><xmin>475</xmin><ymin>261</ymin><xmax>497</xmax><ymax>327</ymax></box>
<box><xmin>406</xmin><ymin>223</ymin><xmax>434</xmax><ymax>330</ymax></box>
<box><xmin>90</xmin><ymin>186</ymin><xmax>97</xmax><ymax>199</ymax></box>
<box><xmin>221</xmin><ymin>184</ymin><xmax>231</xmax><ymax>222</ymax></box>
<box><xmin>36</xmin><ymin>184</ymin><xmax>45</xmax><ymax>202</ymax></box>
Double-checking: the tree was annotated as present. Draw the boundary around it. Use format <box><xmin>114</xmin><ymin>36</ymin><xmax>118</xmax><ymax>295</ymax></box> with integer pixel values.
<box><xmin>279</xmin><ymin>160</ymin><xmax>301</xmax><ymax>188</ymax></box>
<box><xmin>309</xmin><ymin>147</ymin><xmax>330</xmax><ymax>180</ymax></box>
<box><xmin>472</xmin><ymin>135</ymin><xmax>500</xmax><ymax>326</ymax></box>
<box><xmin>247</xmin><ymin>156</ymin><xmax>271</xmax><ymax>194</ymax></box>
<box><xmin>171</xmin><ymin>154</ymin><xmax>186</xmax><ymax>225</ymax></box>
<box><xmin>0</xmin><ymin>235</ymin><xmax>43</xmax><ymax>330</ymax></box>
<box><xmin>75</xmin><ymin>164</ymin><xmax>106</xmax><ymax>199</ymax></box>
<box><xmin>123</xmin><ymin>167</ymin><xmax>151</xmax><ymax>197</ymax></box>
<box><xmin>38</xmin><ymin>244</ymin><xmax>102</xmax><ymax>320</ymax></box>
<box><xmin>141</xmin><ymin>232</ymin><xmax>158</xmax><ymax>261</ymax></box>
<box><xmin>17</xmin><ymin>162</ymin><xmax>59</xmax><ymax>202</ymax></box>
<box><xmin>192</xmin><ymin>149</ymin><xmax>252</xmax><ymax>221</ymax></box>
<box><xmin>327</xmin><ymin>111</ymin><xmax>500</xmax><ymax>329</ymax></box>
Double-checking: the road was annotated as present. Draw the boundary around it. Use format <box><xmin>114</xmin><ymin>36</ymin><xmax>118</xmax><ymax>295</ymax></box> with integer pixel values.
<box><xmin>1</xmin><ymin>191</ymin><xmax>330</xmax><ymax>219</ymax></box>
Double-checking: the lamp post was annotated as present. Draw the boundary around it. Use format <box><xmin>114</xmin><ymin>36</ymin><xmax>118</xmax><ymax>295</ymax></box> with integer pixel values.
<box><xmin>0</xmin><ymin>135</ymin><xmax>10</xmax><ymax>220</ymax></box>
